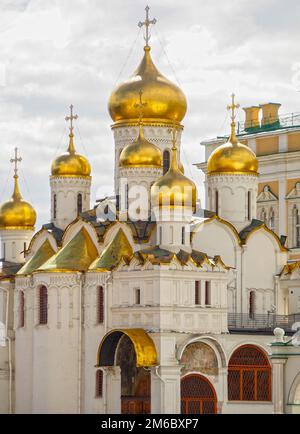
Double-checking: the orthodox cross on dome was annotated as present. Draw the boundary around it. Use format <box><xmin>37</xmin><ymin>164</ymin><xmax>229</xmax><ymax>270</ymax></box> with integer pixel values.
<box><xmin>227</xmin><ymin>93</ymin><xmax>240</xmax><ymax>124</ymax></box>
<box><xmin>169</xmin><ymin>120</ymin><xmax>178</xmax><ymax>150</ymax></box>
<box><xmin>227</xmin><ymin>93</ymin><xmax>240</xmax><ymax>144</ymax></box>
<box><xmin>138</xmin><ymin>5</ymin><xmax>157</xmax><ymax>47</ymax></box>
<box><xmin>134</xmin><ymin>89</ymin><xmax>147</xmax><ymax>124</ymax></box>
<box><xmin>65</xmin><ymin>104</ymin><xmax>78</xmax><ymax>135</ymax></box>
<box><xmin>10</xmin><ymin>147</ymin><xmax>22</xmax><ymax>178</ymax></box>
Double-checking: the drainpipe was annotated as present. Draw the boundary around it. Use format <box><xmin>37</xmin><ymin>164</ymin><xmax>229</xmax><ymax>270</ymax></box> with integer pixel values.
<box><xmin>0</xmin><ymin>286</ymin><xmax>13</xmax><ymax>414</ymax></box>
<box><xmin>103</xmin><ymin>272</ymin><xmax>112</xmax><ymax>415</ymax></box>
<box><xmin>77</xmin><ymin>273</ymin><xmax>83</xmax><ymax>414</ymax></box>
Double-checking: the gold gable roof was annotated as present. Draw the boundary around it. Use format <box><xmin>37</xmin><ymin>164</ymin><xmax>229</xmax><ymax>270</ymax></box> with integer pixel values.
<box><xmin>89</xmin><ymin>228</ymin><xmax>133</xmax><ymax>272</ymax></box>
<box><xmin>17</xmin><ymin>239</ymin><xmax>55</xmax><ymax>276</ymax></box>
<box><xmin>37</xmin><ymin>228</ymin><xmax>98</xmax><ymax>272</ymax></box>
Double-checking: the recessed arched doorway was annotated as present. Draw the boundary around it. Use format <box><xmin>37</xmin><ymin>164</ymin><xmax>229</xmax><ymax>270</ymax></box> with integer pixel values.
<box><xmin>181</xmin><ymin>374</ymin><xmax>217</xmax><ymax>414</ymax></box>
<box><xmin>96</xmin><ymin>329</ymin><xmax>157</xmax><ymax>415</ymax></box>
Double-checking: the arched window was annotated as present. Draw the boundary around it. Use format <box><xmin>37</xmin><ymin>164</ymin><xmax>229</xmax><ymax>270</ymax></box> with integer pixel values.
<box><xmin>228</xmin><ymin>345</ymin><xmax>271</xmax><ymax>401</ymax></box>
<box><xmin>269</xmin><ymin>208</ymin><xmax>275</xmax><ymax>232</ymax></box>
<box><xmin>97</xmin><ymin>286</ymin><xmax>104</xmax><ymax>324</ymax></box>
<box><xmin>159</xmin><ymin>226</ymin><xmax>162</xmax><ymax>244</ymax></box>
<box><xmin>170</xmin><ymin>226</ymin><xmax>174</xmax><ymax>244</ymax></box>
<box><xmin>95</xmin><ymin>369</ymin><xmax>103</xmax><ymax>398</ymax></box>
<box><xmin>77</xmin><ymin>193</ymin><xmax>83</xmax><ymax>215</ymax></box>
<box><xmin>195</xmin><ymin>281</ymin><xmax>201</xmax><ymax>305</ymax></box>
<box><xmin>249</xmin><ymin>291</ymin><xmax>255</xmax><ymax>319</ymax></box>
<box><xmin>215</xmin><ymin>191</ymin><xmax>219</xmax><ymax>216</ymax></box>
<box><xmin>205</xmin><ymin>281</ymin><xmax>211</xmax><ymax>306</ymax></box>
<box><xmin>248</xmin><ymin>191</ymin><xmax>251</xmax><ymax>220</ymax></box>
<box><xmin>53</xmin><ymin>194</ymin><xmax>57</xmax><ymax>219</ymax></box>
<box><xmin>182</xmin><ymin>227</ymin><xmax>186</xmax><ymax>245</ymax></box>
<box><xmin>12</xmin><ymin>242</ymin><xmax>16</xmax><ymax>259</ymax></box>
<box><xmin>163</xmin><ymin>150</ymin><xmax>170</xmax><ymax>175</ymax></box>
<box><xmin>135</xmin><ymin>288</ymin><xmax>141</xmax><ymax>305</ymax></box>
<box><xmin>19</xmin><ymin>291</ymin><xmax>25</xmax><ymax>328</ymax></box>
<box><xmin>39</xmin><ymin>286</ymin><xmax>48</xmax><ymax>325</ymax></box>
<box><xmin>261</xmin><ymin>207</ymin><xmax>267</xmax><ymax>224</ymax></box>
<box><xmin>125</xmin><ymin>183</ymin><xmax>129</xmax><ymax>211</ymax></box>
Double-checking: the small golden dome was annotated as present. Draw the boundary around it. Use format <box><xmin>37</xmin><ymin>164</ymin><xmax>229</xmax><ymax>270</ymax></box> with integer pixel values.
<box><xmin>120</xmin><ymin>124</ymin><xmax>162</xmax><ymax>168</ymax></box>
<box><xmin>108</xmin><ymin>46</ymin><xmax>187</xmax><ymax>124</ymax></box>
<box><xmin>51</xmin><ymin>133</ymin><xmax>91</xmax><ymax>178</ymax></box>
<box><xmin>0</xmin><ymin>175</ymin><xmax>36</xmax><ymax>229</ymax></box>
<box><xmin>151</xmin><ymin>130</ymin><xmax>197</xmax><ymax>210</ymax></box>
<box><xmin>208</xmin><ymin>95</ymin><xmax>258</xmax><ymax>175</ymax></box>
<box><xmin>207</xmin><ymin>140</ymin><xmax>258</xmax><ymax>175</ymax></box>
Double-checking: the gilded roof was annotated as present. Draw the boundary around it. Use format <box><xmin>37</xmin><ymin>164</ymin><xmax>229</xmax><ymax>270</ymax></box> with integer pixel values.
<box><xmin>17</xmin><ymin>239</ymin><xmax>55</xmax><ymax>276</ymax></box>
<box><xmin>37</xmin><ymin>227</ymin><xmax>98</xmax><ymax>272</ymax></box>
<box><xmin>108</xmin><ymin>46</ymin><xmax>187</xmax><ymax>124</ymax></box>
<box><xmin>89</xmin><ymin>228</ymin><xmax>133</xmax><ymax>272</ymax></box>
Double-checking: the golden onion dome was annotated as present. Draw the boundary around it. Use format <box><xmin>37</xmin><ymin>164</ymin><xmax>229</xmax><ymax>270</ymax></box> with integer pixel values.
<box><xmin>0</xmin><ymin>175</ymin><xmax>36</xmax><ymax>229</ymax></box>
<box><xmin>208</xmin><ymin>96</ymin><xmax>258</xmax><ymax>175</ymax></box>
<box><xmin>51</xmin><ymin>133</ymin><xmax>91</xmax><ymax>178</ymax></box>
<box><xmin>151</xmin><ymin>131</ymin><xmax>197</xmax><ymax>210</ymax></box>
<box><xmin>119</xmin><ymin>124</ymin><xmax>162</xmax><ymax>168</ymax></box>
<box><xmin>108</xmin><ymin>45</ymin><xmax>187</xmax><ymax>124</ymax></box>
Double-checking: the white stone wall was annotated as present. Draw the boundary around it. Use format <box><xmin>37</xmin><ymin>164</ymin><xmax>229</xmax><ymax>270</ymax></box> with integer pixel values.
<box><xmin>208</xmin><ymin>174</ymin><xmax>258</xmax><ymax>231</ymax></box>
<box><xmin>0</xmin><ymin>229</ymin><xmax>34</xmax><ymax>263</ymax></box>
<box><xmin>50</xmin><ymin>176</ymin><xmax>91</xmax><ymax>230</ymax></box>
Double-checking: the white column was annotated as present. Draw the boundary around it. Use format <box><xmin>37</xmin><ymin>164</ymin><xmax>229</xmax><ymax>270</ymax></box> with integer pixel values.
<box><xmin>105</xmin><ymin>367</ymin><xmax>121</xmax><ymax>414</ymax></box>
<box><xmin>151</xmin><ymin>366</ymin><xmax>182</xmax><ymax>414</ymax></box>
<box><xmin>271</xmin><ymin>358</ymin><xmax>287</xmax><ymax>414</ymax></box>
<box><xmin>279</xmin><ymin>178</ymin><xmax>287</xmax><ymax>236</ymax></box>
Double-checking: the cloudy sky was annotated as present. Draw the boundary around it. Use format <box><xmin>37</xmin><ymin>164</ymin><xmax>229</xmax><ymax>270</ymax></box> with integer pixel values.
<box><xmin>0</xmin><ymin>0</ymin><xmax>300</xmax><ymax>228</ymax></box>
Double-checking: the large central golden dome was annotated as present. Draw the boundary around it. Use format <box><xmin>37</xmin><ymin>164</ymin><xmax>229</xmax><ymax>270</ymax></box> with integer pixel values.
<box><xmin>119</xmin><ymin>124</ymin><xmax>162</xmax><ymax>168</ymax></box>
<box><xmin>108</xmin><ymin>46</ymin><xmax>187</xmax><ymax>124</ymax></box>
<box><xmin>0</xmin><ymin>175</ymin><xmax>36</xmax><ymax>229</ymax></box>
<box><xmin>51</xmin><ymin>133</ymin><xmax>91</xmax><ymax>178</ymax></box>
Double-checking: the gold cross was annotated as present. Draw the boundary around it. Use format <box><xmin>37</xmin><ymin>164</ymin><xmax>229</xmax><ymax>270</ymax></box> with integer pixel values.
<box><xmin>10</xmin><ymin>147</ymin><xmax>22</xmax><ymax>177</ymax></box>
<box><xmin>134</xmin><ymin>89</ymin><xmax>147</xmax><ymax>123</ymax></box>
<box><xmin>227</xmin><ymin>93</ymin><xmax>240</xmax><ymax>124</ymax></box>
<box><xmin>169</xmin><ymin>119</ymin><xmax>178</xmax><ymax>150</ymax></box>
<box><xmin>138</xmin><ymin>5</ymin><xmax>157</xmax><ymax>47</ymax></box>
<box><xmin>65</xmin><ymin>104</ymin><xmax>78</xmax><ymax>134</ymax></box>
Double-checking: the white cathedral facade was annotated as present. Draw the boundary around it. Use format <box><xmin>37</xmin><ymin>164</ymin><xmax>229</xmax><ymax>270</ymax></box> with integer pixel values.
<box><xmin>0</xmin><ymin>9</ymin><xmax>300</xmax><ymax>415</ymax></box>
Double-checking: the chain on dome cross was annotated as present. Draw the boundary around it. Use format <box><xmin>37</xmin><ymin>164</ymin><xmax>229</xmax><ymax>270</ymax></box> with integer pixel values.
<box><xmin>227</xmin><ymin>93</ymin><xmax>240</xmax><ymax>124</ymax></box>
<box><xmin>10</xmin><ymin>147</ymin><xmax>22</xmax><ymax>178</ymax></box>
<box><xmin>138</xmin><ymin>5</ymin><xmax>157</xmax><ymax>47</ymax></box>
<box><xmin>65</xmin><ymin>104</ymin><xmax>78</xmax><ymax>134</ymax></box>
<box><xmin>134</xmin><ymin>89</ymin><xmax>147</xmax><ymax>123</ymax></box>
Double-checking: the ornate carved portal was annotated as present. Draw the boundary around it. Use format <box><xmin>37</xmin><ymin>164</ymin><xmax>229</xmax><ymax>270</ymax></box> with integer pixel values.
<box><xmin>181</xmin><ymin>374</ymin><xmax>217</xmax><ymax>414</ymax></box>
<box><xmin>116</xmin><ymin>335</ymin><xmax>151</xmax><ymax>414</ymax></box>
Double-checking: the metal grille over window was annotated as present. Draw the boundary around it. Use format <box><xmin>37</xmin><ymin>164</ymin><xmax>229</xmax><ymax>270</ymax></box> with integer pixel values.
<box><xmin>181</xmin><ymin>374</ymin><xmax>217</xmax><ymax>414</ymax></box>
<box><xmin>39</xmin><ymin>286</ymin><xmax>48</xmax><ymax>325</ymax></box>
<box><xmin>228</xmin><ymin>345</ymin><xmax>271</xmax><ymax>401</ymax></box>
<box><xmin>97</xmin><ymin>286</ymin><xmax>104</xmax><ymax>324</ymax></box>
<box><xmin>95</xmin><ymin>369</ymin><xmax>103</xmax><ymax>398</ymax></box>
